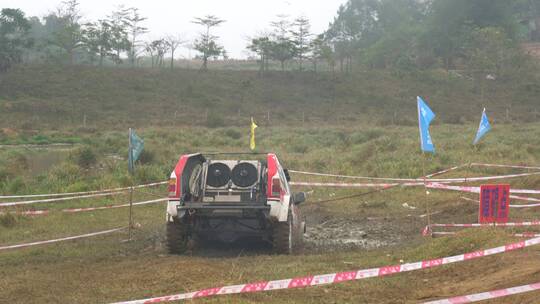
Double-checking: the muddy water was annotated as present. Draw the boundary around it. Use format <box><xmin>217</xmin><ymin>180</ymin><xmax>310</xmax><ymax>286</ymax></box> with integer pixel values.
<box><xmin>304</xmin><ymin>219</ymin><xmax>401</xmax><ymax>252</ymax></box>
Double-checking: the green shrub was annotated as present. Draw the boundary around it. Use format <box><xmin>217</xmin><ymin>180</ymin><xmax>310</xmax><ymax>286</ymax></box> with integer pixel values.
<box><xmin>74</xmin><ymin>147</ymin><xmax>97</xmax><ymax>169</ymax></box>
<box><xmin>137</xmin><ymin>149</ymin><xmax>155</xmax><ymax>165</ymax></box>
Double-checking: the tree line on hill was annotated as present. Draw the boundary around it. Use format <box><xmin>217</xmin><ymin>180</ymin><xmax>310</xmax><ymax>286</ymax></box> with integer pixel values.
<box><xmin>1</xmin><ymin>0</ymin><xmax>540</xmax><ymax>74</ymax></box>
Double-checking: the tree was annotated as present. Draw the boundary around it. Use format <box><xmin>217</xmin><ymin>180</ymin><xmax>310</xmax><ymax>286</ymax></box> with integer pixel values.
<box><xmin>108</xmin><ymin>6</ymin><xmax>130</xmax><ymax>64</ymax></box>
<box><xmin>361</xmin><ymin>0</ymin><xmax>426</xmax><ymax>70</ymax></box>
<box><xmin>513</xmin><ymin>0</ymin><xmax>540</xmax><ymax>41</ymax></box>
<box><xmin>50</xmin><ymin>0</ymin><xmax>84</xmax><ymax>64</ymax></box>
<box><xmin>325</xmin><ymin>0</ymin><xmax>381</xmax><ymax>73</ymax></box>
<box><xmin>248</xmin><ymin>35</ymin><xmax>271</xmax><ymax>73</ymax></box>
<box><xmin>247</xmin><ymin>34</ymin><xmax>271</xmax><ymax>73</ymax></box>
<box><xmin>309</xmin><ymin>34</ymin><xmax>328</xmax><ymax>72</ymax></box>
<box><xmin>164</xmin><ymin>35</ymin><xmax>184</xmax><ymax>69</ymax></box>
<box><xmin>144</xmin><ymin>39</ymin><xmax>168</xmax><ymax>68</ymax></box>
<box><xmin>0</xmin><ymin>8</ymin><xmax>33</xmax><ymax>71</ymax></box>
<box><xmin>83</xmin><ymin>20</ymin><xmax>113</xmax><ymax>66</ymax></box>
<box><xmin>290</xmin><ymin>16</ymin><xmax>312</xmax><ymax>70</ymax></box>
<box><xmin>125</xmin><ymin>7</ymin><xmax>147</xmax><ymax>67</ymax></box>
<box><xmin>192</xmin><ymin>15</ymin><xmax>225</xmax><ymax>70</ymax></box>
<box><xmin>465</xmin><ymin>27</ymin><xmax>518</xmax><ymax>75</ymax></box>
<box><xmin>269</xmin><ymin>15</ymin><xmax>294</xmax><ymax>71</ymax></box>
<box><xmin>153</xmin><ymin>38</ymin><xmax>168</xmax><ymax>67</ymax></box>
<box><xmin>144</xmin><ymin>41</ymin><xmax>155</xmax><ymax>67</ymax></box>
<box><xmin>424</xmin><ymin>0</ymin><xmax>518</xmax><ymax>70</ymax></box>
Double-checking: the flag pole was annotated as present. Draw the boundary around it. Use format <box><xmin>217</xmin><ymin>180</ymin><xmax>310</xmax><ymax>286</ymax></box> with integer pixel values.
<box><xmin>422</xmin><ymin>152</ymin><xmax>432</xmax><ymax>232</ymax></box>
<box><xmin>128</xmin><ymin>128</ymin><xmax>134</xmax><ymax>241</ymax></box>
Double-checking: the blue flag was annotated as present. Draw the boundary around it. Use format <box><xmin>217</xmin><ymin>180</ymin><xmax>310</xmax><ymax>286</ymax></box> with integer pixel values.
<box><xmin>417</xmin><ymin>96</ymin><xmax>435</xmax><ymax>153</ymax></box>
<box><xmin>473</xmin><ymin>108</ymin><xmax>491</xmax><ymax>145</ymax></box>
<box><xmin>128</xmin><ymin>129</ymin><xmax>144</xmax><ymax>174</ymax></box>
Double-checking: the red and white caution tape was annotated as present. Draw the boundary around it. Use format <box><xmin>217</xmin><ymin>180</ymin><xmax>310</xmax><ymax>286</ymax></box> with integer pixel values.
<box><xmin>425</xmin><ymin>165</ymin><xmax>465</xmax><ymax>178</ymax></box>
<box><xmin>427</xmin><ymin>221</ymin><xmax>540</xmax><ymax>229</ymax></box>
<box><xmin>424</xmin><ymin>281</ymin><xmax>540</xmax><ymax>304</ymax></box>
<box><xmin>432</xmin><ymin>231</ymin><xmax>540</xmax><ymax>238</ymax></box>
<box><xmin>0</xmin><ymin>227</ymin><xmax>125</xmax><ymax>251</ymax></box>
<box><xmin>429</xmin><ymin>183</ymin><xmax>540</xmax><ymax>195</ymax></box>
<box><xmin>422</xmin><ymin>221</ymin><xmax>540</xmax><ymax>237</ymax></box>
<box><xmin>290</xmin><ymin>182</ymin><xmax>402</xmax><ymax>188</ymax></box>
<box><xmin>470</xmin><ymin>163</ymin><xmax>540</xmax><ymax>170</ymax></box>
<box><xmin>110</xmin><ymin>237</ymin><xmax>540</xmax><ymax>304</ymax></box>
<box><xmin>289</xmin><ymin>169</ymin><xmax>540</xmax><ymax>183</ymax></box>
<box><xmin>0</xmin><ymin>191</ymin><xmax>127</xmax><ymax>207</ymax></box>
<box><xmin>292</xmin><ymin>182</ymin><xmax>540</xmax><ymax>207</ymax></box>
<box><xmin>426</xmin><ymin>183</ymin><xmax>540</xmax><ymax>205</ymax></box>
<box><xmin>61</xmin><ymin>198</ymin><xmax>167</xmax><ymax>213</ymax></box>
<box><xmin>460</xmin><ymin>195</ymin><xmax>540</xmax><ymax>209</ymax></box>
<box><xmin>0</xmin><ymin>198</ymin><xmax>167</xmax><ymax>216</ymax></box>
<box><xmin>0</xmin><ymin>210</ymin><xmax>49</xmax><ymax>216</ymax></box>
<box><xmin>514</xmin><ymin>233</ymin><xmax>540</xmax><ymax>238</ymax></box>
<box><xmin>0</xmin><ymin>181</ymin><xmax>166</xmax><ymax>199</ymax></box>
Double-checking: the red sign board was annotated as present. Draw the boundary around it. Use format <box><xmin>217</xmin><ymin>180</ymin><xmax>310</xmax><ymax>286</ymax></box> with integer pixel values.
<box><xmin>479</xmin><ymin>185</ymin><xmax>510</xmax><ymax>224</ymax></box>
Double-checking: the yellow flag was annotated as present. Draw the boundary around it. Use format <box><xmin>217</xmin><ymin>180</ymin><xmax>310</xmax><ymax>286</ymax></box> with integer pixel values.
<box><xmin>250</xmin><ymin>117</ymin><xmax>257</xmax><ymax>151</ymax></box>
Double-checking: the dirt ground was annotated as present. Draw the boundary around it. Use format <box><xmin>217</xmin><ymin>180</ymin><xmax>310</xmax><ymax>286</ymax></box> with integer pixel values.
<box><xmin>2</xmin><ymin>191</ymin><xmax>540</xmax><ymax>303</ymax></box>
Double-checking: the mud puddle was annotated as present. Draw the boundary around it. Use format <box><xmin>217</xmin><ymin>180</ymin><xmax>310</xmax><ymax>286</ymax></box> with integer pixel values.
<box><xmin>304</xmin><ymin>218</ymin><xmax>403</xmax><ymax>252</ymax></box>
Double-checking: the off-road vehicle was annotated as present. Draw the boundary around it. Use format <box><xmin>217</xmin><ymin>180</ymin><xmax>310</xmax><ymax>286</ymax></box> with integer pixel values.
<box><xmin>166</xmin><ymin>153</ymin><xmax>306</xmax><ymax>254</ymax></box>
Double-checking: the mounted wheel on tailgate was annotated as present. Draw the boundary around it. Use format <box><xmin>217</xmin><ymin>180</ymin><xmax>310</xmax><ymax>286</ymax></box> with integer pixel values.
<box><xmin>165</xmin><ymin>153</ymin><xmax>306</xmax><ymax>254</ymax></box>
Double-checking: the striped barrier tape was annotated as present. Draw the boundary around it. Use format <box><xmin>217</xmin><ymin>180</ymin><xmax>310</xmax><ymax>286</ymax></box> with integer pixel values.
<box><xmin>428</xmin><ymin>221</ymin><xmax>540</xmax><ymax>228</ymax></box>
<box><xmin>0</xmin><ymin>198</ymin><xmax>167</xmax><ymax>217</ymax></box>
<box><xmin>289</xmin><ymin>169</ymin><xmax>540</xmax><ymax>183</ymax></box>
<box><xmin>290</xmin><ymin>181</ymin><xmax>402</xmax><ymax>188</ymax></box>
<box><xmin>426</xmin><ymin>183</ymin><xmax>540</xmax><ymax>205</ymax></box>
<box><xmin>62</xmin><ymin>198</ymin><xmax>167</xmax><ymax>213</ymax></box>
<box><xmin>459</xmin><ymin>195</ymin><xmax>540</xmax><ymax>209</ymax></box>
<box><xmin>292</xmin><ymin>182</ymin><xmax>540</xmax><ymax>207</ymax></box>
<box><xmin>424</xmin><ymin>281</ymin><xmax>540</xmax><ymax>304</ymax></box>
<box><xmin>470</xmin><ymin>163</ymin><xmax>540</xmax><ymax>170</ymax></box>
<box><xmin>0</xmin><ymin>227</ymin><xmax>125</xmax><ymax>251</ymax></box>
<box><xmin>432</xmin><ymin>231</ymin><xmax>540</xmax><ymax>238</ymax></box>
<box><xmin>425</xmin><ymin>165</ymin><xmax>465</xmax><ymax>178</ymax></box>
<box><xmin>0</xmin><ymin>181</ymin><xmax>166</xmax><ymax>199</ymax></box>
<box><xmin>428</xmin><ymin>183</ymin><xmax>540</xmax><ymax>195</ymax></box>
<box><xmin>422</xmin><ymin>221</ymin><xmax>540</xmax><ymax>237</ymax></box>
<box><xmin>109</xmin><ymin>236</ymin><xmax>540</xmax><ymax>304</ymax></box>
<box><xmin>514</xmin><ymin>233</ymin><xmax>540</xmax><ymax>238</ymax></box>
<box><xmin>0</xmin><ymin>210</ymin><xmax>49</xmax><ymax>216</ymax></box>
<box><xmin>0</xmin><ymin>191</ymin><xmax>128</xmax><ymax>207</ymax></box>
<box><xmin>2</xmin><ymin>163</ymin><xmax>535</xmax><ymax>200</ymax></box>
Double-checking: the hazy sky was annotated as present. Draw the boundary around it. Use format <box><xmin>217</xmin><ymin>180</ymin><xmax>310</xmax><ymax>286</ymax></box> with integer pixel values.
<box><xmin>2</xmin><ymin>0</ymin><xmax>347</xmax><ymax>58</ymax></box>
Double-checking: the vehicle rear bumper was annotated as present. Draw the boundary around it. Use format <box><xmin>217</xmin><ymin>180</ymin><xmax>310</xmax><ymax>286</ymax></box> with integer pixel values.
<box><xmin>178</xmin><ymin>203</ymin><xmax>270</xmax><ymax>211</ymax></box>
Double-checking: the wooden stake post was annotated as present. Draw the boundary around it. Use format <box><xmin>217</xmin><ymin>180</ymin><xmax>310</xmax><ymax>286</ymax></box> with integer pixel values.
<box><xmin>422</xmin><ymin>154</ymin><xmax>432</xmax><ymax>230</ymax></box>
<box><xmin>128</xmin><ymin>128</ymin><xmax>134</xmax><ymax>240</ymax></box>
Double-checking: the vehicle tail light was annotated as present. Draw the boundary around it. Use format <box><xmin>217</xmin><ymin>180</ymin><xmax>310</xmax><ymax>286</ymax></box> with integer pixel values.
<box><xmin>271</xmin><ymin>176</ymin><xmax>281</xmax><ymax>197</ymax></box>
<box><xmin>168</xmin><ymin>177</ymin><xmax>177</xmax><ymax>197</ymax></box>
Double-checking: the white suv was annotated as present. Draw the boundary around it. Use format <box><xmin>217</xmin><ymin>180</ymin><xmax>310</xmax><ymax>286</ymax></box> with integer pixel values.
<box><xmin>166</xmin><ymin>153</ymin><xmax>305</xmax><ymax>254</ymax></box>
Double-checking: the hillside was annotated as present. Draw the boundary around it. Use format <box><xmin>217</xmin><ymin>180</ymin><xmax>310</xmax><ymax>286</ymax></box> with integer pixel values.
<box><xmin>1</xmin><ymin>65</ymin><xmax>540</xmax><ymax>131</ymax></box>
<box><xmin>2</xmin><ymin>64</ymin><xmax>540</xmax><ymax>303</ymax></box>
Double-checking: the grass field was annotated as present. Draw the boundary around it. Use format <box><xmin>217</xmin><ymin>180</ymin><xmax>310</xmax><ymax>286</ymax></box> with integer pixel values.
<box><xmin>1</xmin><ymin>123</ymin><xmax>540</xmax><ymax>303</ymax></box>
<box><xmin>1</xmin><ymin>66</ymin><xmax>540</xmax><ymax>303</ymax></box>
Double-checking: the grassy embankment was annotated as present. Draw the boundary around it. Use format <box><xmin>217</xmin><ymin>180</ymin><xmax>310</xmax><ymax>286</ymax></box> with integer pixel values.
<box><xmin>0</xmin><ymin>66</ymin><xmax>540</xmax><ymax>303</ymax></box>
